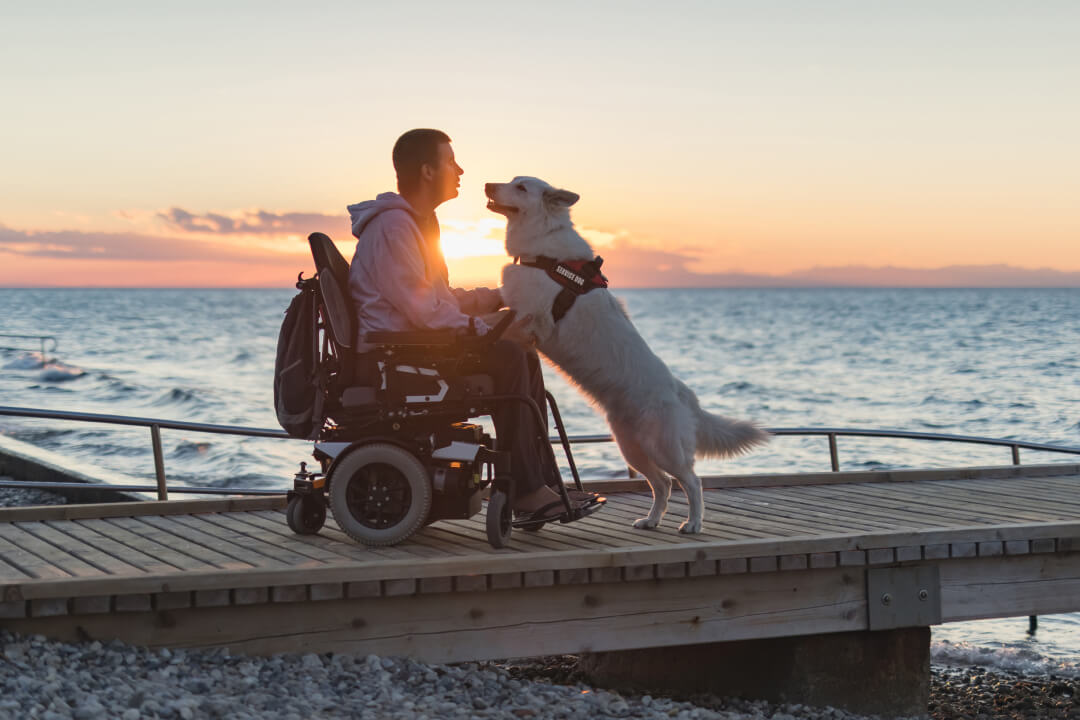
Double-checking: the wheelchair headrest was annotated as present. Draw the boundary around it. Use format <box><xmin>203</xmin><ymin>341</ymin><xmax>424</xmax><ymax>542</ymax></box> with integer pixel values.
<box><xmin>308</xmin><ymin>232</ymin><xmax>354</xmax><ymax>350</ymax></box>
<box><xmin>309</xmin><ymin>232</ymin><xmax>350</xmax><ymax>284</ymax></box>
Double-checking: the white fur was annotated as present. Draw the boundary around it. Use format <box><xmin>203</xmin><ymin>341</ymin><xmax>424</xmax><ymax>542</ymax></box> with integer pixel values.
<box><xmin>486</xmin><ymin>176</ymin><xmax>770</xmax><ymax>534</ymax></box>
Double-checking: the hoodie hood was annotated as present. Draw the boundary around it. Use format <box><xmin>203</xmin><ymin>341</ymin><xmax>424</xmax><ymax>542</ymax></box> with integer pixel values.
<box><xmin>347</xmin><ymin>192</ymin><xmax>417</xmax><ymax>238</ymax></box>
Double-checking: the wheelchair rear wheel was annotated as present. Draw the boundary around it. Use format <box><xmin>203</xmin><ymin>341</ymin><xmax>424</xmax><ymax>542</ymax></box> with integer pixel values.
<box><xmin>486</xmin><ymin>490</ymin><xmax>512</xmax><ymax>548</ymax></box>
<box><xmin>286</xmin><ymin>494</ymin><xmax>326</xmax><ymax>535</ymax></box>
<box><xmin>329</xmin><ymin>443</ymin><xmax>432</xmax><ymax>546</ymax></box>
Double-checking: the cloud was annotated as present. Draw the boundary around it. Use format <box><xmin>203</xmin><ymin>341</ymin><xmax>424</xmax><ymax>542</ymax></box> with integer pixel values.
<box><xmin>586</xmin><ymin>239</ymin><xmax>1080</xmax><ymax>288</ymax></box>
<box><xmin>0</xmin><ymin>223</ymin><xmax>294</xmax><ymax>262</ymax></box>
<box><xmin>158</xmin><ymin>207</ymin><xmax>349</xmax><ymax>238</ymax></box>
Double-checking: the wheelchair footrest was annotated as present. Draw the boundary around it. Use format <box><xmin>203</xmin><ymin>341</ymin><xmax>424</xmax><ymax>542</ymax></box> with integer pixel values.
<box><xmin>560</xmin><ymin>497</ymin><xmax>606</xmax><ymax>523</ymax></box>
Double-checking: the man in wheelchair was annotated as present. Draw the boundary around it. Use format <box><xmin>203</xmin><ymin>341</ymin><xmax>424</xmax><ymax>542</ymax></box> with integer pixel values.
<box><xmin>344</xmin><ymin>128</ymin><xmax>593</xmax><ymax>525</ymax></box>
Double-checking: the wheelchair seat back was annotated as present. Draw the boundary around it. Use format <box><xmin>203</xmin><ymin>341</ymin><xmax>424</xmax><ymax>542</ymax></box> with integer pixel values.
<box><xmin>305</xmin><ymin>232</ymin><xmax>495</xmax><ymax>431</ymax></box>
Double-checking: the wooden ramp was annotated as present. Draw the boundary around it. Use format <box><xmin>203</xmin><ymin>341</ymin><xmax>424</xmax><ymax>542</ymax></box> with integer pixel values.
<box><xmin>2</xmin><ymin>463</ymin><xmax>1080</xmax><ymax>662</ymax></box>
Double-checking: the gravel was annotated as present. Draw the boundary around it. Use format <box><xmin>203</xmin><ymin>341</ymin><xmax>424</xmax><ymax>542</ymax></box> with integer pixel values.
<box><xmin>0</xmin><ymin>486</ymin><xmax>66</xmax><ymax>508</ymax></box>
<box><xmin>2</xmin><ymin>632</ymin><xmax>1077</xmax><ymax>720</ymax></box>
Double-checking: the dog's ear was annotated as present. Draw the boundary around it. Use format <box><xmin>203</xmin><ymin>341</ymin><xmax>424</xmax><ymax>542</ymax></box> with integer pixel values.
<box><xmin>543</xmin><ymin>188</ymin><xmax>580</xmax><ymax>208</ymax></box>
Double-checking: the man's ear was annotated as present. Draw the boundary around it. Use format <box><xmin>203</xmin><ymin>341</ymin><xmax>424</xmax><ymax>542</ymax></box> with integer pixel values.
<box><xmin>543</xmin><ymin>188</ymin><xmax>580</xmax><ymax>208</ymax></box>
<box><xmin>420</xmin><ymin>163</ymin><xmax>436</xmax><ymax>182</ymax></box>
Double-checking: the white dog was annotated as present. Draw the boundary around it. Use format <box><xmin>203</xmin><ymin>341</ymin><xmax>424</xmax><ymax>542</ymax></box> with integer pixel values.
<box><xmin>485</xmin><ymin>176</ymin><xmax>769</xmax><ymax>534</ymax></box>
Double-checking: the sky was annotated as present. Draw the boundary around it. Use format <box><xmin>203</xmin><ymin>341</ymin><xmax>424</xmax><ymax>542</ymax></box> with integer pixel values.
<box><xmin>1</xmin><ymin>1</ymin><xmax>1078</xmax><ymax>287</ymax></box>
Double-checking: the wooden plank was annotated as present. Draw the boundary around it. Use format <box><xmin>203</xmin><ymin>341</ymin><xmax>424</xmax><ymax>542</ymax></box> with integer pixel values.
<box><xmin>108</xmin><ymin>516</ymin><xmax>253</xmax><ymax>571</ymax></box>
<box><xmin>43</xmin><ymin>519</ymin><xmax>176</xmax><ymax>575</ymax></box>
<box><xmin>610</xmin><ymin>492</ymin><xmax>798</xmax><ymax>539</ymax></box>
<box><xmin>795</xmin><ymin>482</ymin><xmax>1006</xmax><ymax>526</ymax></box>
<box><xmin>226</xmin><ymin>511</ymin><xmax>390</xmax><ymax>563</ymax></box>
<box><xmin>700</xmin><ymin>463</ymin><xmax>1080</xmax><ymax>491</ymax></box>
<box><xmin>914</xmin><ymin>476</ymin><xmax>1080</xmax><ymax>512</ymax></box>
<box><xmin>887</xmin><ymin>481</ymin><xmax>1080</xmax><ymax>523</ymax></box>
<box><xmin>7</xmin><ymin>517</ymin><xmax>1080</xmax><ymax>602</ymax></box>
<box><xmin>168</xmin><ymin>514</ymin><xmax>325</xmax><ymax>568</ymax></box>
<box><xmin>81</xmin><ymin>517</ymin><xmax>219</xmax><ymax>573</ymax></box>
<box><xmin>849</xmin><ymin>482</ymin><xmax>1060</xmax><ymax>524</ymax></box>
<box><xmin>719</xmin><ymin>487</ymin><xmax>901</xmax><ymax>534</ymax></box>
<box><xmin>0</xmin><ymin>496</ymin><xmax>286</xmax><ymax>522</ymax></box>
<box><xmin>0</xmin><ymin>529</ymin><xmax>70</xmax><ymax>581</ymax></box>
<box><xmin>933</xmin><ymin>478</ymin><xmax>1080</xmax><ymax>512</ymax></box>
<box><xmin>941</xmin><ymin>553</ymin><xmax>1080</xmax><ymax>622</ymax></box>
<box><xmin>0</xmin><ymin>540</ymin><xmax>36</xmax><ymax>581</ymax></box>
<box><xmin>595</xmin><ymin>497</ymin><xmax>755</xmax><ymax>541</ymax></box>
<box><xmin>0</xmin><ymin>523</ymin><xmax>103</xmax><ymax>578</ymax></box>
<box><xmin>0</xmin><ymin>568</ymin><xmax>867</xmax><ymax>662</ymax></box>
<box><xmin>15</xmin><ymin>521</ymin><xmax>144</xmax><ymax>577</ymax></box>
<box><xmin>803</xmin><ymin>483</ymin><xmax>1021</xmax><ymax>528</ymax></box>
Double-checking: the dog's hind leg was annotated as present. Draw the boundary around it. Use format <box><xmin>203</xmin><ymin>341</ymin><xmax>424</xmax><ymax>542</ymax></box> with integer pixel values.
<box><xmin>611</xmin><ymin>421</ymin><xmax>671</xmax><ymax>529</ymax></box>
<box><xmin>669</xmin><ymin>468</ymin><xmax>704</xmax><ymax>534</ymax></box>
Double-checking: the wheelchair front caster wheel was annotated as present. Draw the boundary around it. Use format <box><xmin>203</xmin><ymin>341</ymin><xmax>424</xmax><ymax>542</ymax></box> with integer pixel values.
<box><xmin>486</xmin><ymin>490</ymin><xmax>512</xmax><ymax>548</ymax></box>
<box><xmin>287</xmin><ymin>495</ymin><xmax>326</xmax><ymax>535</ymax></box>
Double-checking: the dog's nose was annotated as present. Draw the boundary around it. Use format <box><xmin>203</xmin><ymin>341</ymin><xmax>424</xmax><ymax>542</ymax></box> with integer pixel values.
<box><xmin>484</xmin><ymin>183</ymin><xmax>497</xmax><ymax>198</ymax></box>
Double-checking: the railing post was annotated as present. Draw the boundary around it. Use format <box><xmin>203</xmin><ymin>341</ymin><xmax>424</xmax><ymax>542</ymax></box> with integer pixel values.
<box><xmin>828</xmin><ymin>433</ymin><xmax>840</xmax><ymax>472</ymax></box>
<box><xmin>1012</xmin><ymin>444</ymin><xmax>1021</xmax><ymax>465</ymax></box>
<box><xmin>150</xmin><ymin>424</ymin><xmax>168</xmax><ymax>501</ymax></box>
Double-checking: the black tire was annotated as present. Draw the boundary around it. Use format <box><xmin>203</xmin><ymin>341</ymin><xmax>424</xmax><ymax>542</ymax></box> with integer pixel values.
<box><xmin>486</xmin><ymin>490</ymin><xmax>512</xmax><ymax>548</ymax></box>
<box><xmin>286</xmin><ymin>494</ymin><xmax>326</xmax><ymax>535</ymax></box>
<box><xmin>328</xmin><ymin>443</ymin><xmax>432</xmax><ymax>546</ymax></box>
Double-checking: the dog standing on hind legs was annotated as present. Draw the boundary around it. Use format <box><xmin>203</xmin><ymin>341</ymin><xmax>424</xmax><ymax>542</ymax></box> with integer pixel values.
<box><xmin>485</xmin><ymin>176</ymin><xmax>769</xmax><ymax>533</ymax></box>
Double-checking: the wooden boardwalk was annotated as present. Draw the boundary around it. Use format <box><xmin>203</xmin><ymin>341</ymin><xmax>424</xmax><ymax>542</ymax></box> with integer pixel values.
<box><xmin>2</xmin><ymin>463</ymin><xmax>1080</xmax><ymax>661</ymax></box>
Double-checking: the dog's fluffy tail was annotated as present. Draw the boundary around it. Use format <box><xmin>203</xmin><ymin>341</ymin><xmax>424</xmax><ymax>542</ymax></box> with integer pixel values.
<box><xmin>695</xmin><ymin>407</ymin><xmax>770</xmax><ymax>459</ymax></box>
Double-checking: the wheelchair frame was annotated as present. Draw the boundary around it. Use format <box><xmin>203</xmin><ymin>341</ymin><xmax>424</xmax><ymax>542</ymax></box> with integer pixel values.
<box><xmin>284</xmin><ymin>233</ymin><xmax>603</xmax><ymax>548</ymax></box>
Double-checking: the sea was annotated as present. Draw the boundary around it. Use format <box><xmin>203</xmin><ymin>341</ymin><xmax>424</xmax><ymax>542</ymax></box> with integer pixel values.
<box><xmin>2</xmin><ymin>287</ymin><xmax>1079</xmax><ymax>677</ymax></box>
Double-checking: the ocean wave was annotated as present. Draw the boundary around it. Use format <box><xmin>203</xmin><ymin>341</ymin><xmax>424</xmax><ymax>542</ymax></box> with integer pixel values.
<box><xmin>151</xmin><ymin>387</ymin><xmax>209</xmax><ymax>408</ymax></box>
<box><xmin>3</xmin><ymin>351</ymin><xmax>47</xmax><ymax>370</ymax></box>
<box><xmin>932</xmin><ymin>640</ymin><xmax>1080</xmax><ymax>679</ymax></box>
<box><xmin>95</xmin><ymin>373</ymin><xmax>141</xmax><ymax>395</ymax></box>
<box><xmin>172</xmin><ymin>440</ymin><xmax>213</xmax><ymax>459</ymax></box>
<box><xmin>38</xmin><ymin>361</ymin><xmax>86</xmax><ymax>383</ymax></box>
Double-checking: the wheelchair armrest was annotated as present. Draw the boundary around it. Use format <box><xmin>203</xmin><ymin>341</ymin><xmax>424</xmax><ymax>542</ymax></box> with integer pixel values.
<box><xmin>364</xmin><ymin>329</ymin><xmax>459</xmax><ymax>346</ymax></box>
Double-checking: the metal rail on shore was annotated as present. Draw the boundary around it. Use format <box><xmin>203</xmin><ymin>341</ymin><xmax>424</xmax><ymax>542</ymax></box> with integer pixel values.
<box><xmin>0</xmin><ymin>334</ymin><xmax>58</xmax><ymax>358</ymax></box>
<box><xmin>2</xmin><ymin>404</ymin><xmax>1080</xmax><ymax>502</ymax></box>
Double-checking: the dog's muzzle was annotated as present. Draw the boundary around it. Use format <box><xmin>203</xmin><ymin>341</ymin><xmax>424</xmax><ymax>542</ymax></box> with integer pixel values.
<box><xmin>484</xmin><ymin>184</ymin><xmax>518</xmax><ymax>215</ymax></box>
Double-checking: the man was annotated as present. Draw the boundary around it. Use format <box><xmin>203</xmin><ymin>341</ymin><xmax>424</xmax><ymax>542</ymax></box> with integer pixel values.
<box><xmin>346</xmin><ymin>129</ymin><xmax>578</xmax><ymax>521</ymax></box>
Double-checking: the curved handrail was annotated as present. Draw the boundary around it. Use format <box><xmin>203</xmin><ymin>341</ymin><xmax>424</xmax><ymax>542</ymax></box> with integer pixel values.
<box><xmin>1</xmin><ymin>405</ymin><xmax>1079</xmax><ymax>499</ymax></box>
<box><xmin>0</xmin><ymin>333</ymin><xmax>58</xmax><ymax>357</ymax></box>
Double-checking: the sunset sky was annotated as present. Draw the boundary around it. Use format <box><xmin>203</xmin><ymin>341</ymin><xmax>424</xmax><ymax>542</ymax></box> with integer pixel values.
<box><xmin>2</xmin><ymin>1</ymin><xmax>1078</xmax><ymax>287</ymax></box>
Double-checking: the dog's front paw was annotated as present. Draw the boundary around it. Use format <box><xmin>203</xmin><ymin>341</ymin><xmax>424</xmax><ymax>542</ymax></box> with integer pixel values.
<box><xmin>633</xmin><ymin>517</ymin><xmax>659</xmax><ymax>530</ymax></box>
<box><xmin>678</xmin><ymin>519</ymin><xmax>702</xmax><ymax>534</ymax></box>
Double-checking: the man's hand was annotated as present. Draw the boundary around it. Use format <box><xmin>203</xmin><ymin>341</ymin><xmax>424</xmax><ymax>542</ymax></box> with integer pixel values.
<box><xmin>481</xmin><ymin>309</ymin><xmax>536</xmax><ymax>348</ymax></box>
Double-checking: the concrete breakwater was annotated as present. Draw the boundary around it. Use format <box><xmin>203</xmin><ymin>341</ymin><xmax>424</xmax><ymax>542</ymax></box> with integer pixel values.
<box><xmin>0</xmin><ymin>433</ymin><xmax>142</xmax><ymax>504</ymax></box>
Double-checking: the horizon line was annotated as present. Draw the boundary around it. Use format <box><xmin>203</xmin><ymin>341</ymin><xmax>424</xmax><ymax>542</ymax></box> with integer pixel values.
<box><xmin>2</xmin><ymin>284</ymin><xmax>1078</xmax><ymax>291</ymax></box>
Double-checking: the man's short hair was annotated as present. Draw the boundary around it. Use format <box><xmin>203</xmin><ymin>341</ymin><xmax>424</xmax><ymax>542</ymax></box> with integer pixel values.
<box><xmin>393</xmin><ymin>129</ymin><xmax>451</xmax><ymax>194</ymax></box>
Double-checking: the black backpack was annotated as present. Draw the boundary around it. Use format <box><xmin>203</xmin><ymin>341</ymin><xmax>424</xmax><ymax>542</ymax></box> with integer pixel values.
<box><xmin>273</xmin><ymin>276</ymin><xmax>325</xmax><ymax>439</ymax></box>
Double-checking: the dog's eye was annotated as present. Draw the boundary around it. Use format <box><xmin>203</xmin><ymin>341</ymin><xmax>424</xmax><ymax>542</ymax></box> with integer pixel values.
<box><xmin>515</xmin><ymin>184</ymin><xmax>526</xmax><ymax>192</ymax></box>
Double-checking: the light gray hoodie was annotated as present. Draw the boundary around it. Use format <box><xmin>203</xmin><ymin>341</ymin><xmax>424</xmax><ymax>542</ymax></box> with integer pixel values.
<box><xmin>346</xmin><ymin>193</ymin><xmax>499</xmax><ymax>347</ymax></box>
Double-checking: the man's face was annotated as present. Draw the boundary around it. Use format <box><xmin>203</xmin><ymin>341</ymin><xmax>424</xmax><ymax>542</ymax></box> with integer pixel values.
<box><xmin>429</xmin><ymin>142</ymin><xmax>463</xmax><ymax>205</ymax></box>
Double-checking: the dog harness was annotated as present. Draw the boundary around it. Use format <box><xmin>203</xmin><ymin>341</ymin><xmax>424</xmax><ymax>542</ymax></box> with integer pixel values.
<box><xmin>515</xmin><ymin>255</ymin><xmax>609</xmax><ymax>322</ymax></box>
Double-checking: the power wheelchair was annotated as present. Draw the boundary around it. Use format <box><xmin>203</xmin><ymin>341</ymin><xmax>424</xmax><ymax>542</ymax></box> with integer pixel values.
<box><xmin>285</xmin><ymin>232</ymin><xmax>603</xmax><ymax>548</ymax></box>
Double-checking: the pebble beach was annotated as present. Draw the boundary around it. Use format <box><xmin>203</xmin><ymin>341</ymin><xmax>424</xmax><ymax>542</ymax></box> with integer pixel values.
<box><xmin>1</xmin><ymin>631</ymin><xmax>1077</xmax><ymax>720</ymax></box>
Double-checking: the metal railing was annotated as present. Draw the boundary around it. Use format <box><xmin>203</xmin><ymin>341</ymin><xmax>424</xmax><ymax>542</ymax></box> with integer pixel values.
<box><xmin>0</xmin><ymin>334</ymin><xmax>58</xmax><ymax>359</ymax></box>
<box><xmin>2</xmin><ymin>404</ymin><xmax>1080</xmax><ymax>501</ymax></box>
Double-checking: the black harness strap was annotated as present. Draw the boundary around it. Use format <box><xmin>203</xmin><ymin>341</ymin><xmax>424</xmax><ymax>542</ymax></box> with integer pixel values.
<box><xmin>516</xmin><ymin>255</ymin><xmax>609</xmax><ymax>322</ymax></box>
